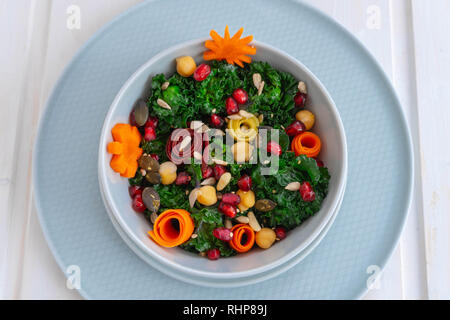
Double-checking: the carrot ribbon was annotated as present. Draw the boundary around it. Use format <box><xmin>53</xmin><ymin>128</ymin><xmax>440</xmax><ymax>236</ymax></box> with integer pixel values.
<box><xmin>291</xmin><ymin>131</ymin><xmax>322</xmax><ymax>158</ymax></box>
<box><xmin>148</xmin><ymin>209</ymin><xmax>194</xmax><ymax>248</ymax></box>
<box><xmin>229</xmin><ymin>224</ymin><xmax>255</xmax><ymax>253</ymax></box>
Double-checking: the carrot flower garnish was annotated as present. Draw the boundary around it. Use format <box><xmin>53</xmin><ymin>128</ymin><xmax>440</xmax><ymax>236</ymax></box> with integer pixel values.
<box><xmin>291</xmin><ymin>132</ymin><xmax>322</xmax><ymax>158</ymax></box>
<box><xmin>148</xmin><ymin>209</ymin><xmax>194</xmax><ymax>247</ymax></box>
<box><xmin>204</xmin><ymin>26</ymin><xmax>256</xmax><ymax>67</ymax></box>
<box><xmin>107</xmin><ymin>123</ymin><xmax>143</xmax><ymax>178</ymax></box>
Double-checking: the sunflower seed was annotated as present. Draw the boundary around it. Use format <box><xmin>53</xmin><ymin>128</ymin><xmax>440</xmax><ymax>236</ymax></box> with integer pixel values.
<box><xmin>212</xmin><ymin>158</ymin><xmax>228</xmax><ymax>166</ymax></box>
<box><xmin>285</xmin><ymin>182</ymin><xmax>301</xmax><ymax>191</ymax></box>
<box><xmin>235</xmin><ymin>216</ymin><xmax>250</xmax><ymax>224</ymax></box>
<box><xmin>239</xmin><ymin>110</ymin><xmax>254</xmax><ymax>118</ymax></box>
<box><xmin>161</xmin><ymin>82</ymin><xmax>170</xmax><ymax>90</ymax></box>
<box><xmin>258</xmin><ymin>114</ymin><xmax>264</xmax><ymax>123</ymax></box>
<box><xmin>248</xmin><ymin>211</ymin><xmax>261</xmax><ymax>232</ymax></box>
<box><xmin>216</xmin><ymin>172</ymin><xmax>231</xmax><ymax>191</ymax></box>
<box><xmin>157</xmin><ymin>98</ymin><xmax>171</xmax><ymax>110</ymax></box>
<box><xmin>190</xmin><ymin>121</ymin><xmax>203</xmax><ymax>131</ymax></box>
<box><xmin>201</xmin><ymin>177</ymin><xmax>216</xmax><ymax>186</ymax></box>
<box><xmin>189</xmin><ymin>188</ymin><xmax>199</xmax><ymax>208</ymax></box>
<box><xmin>178</xmin><ymin>135</ymin><xmax>192</xmax><ymax>151</ymax></box>
<box><xmin>191</xmin><ymin>233</ymin><xmax>198</xmax><ymax>239</ymax></box>
<box><xmin>193</xmin><ymin>151</ymin><xmax>203</xmax><ymax>161</ymax></box>
<box><xmin>298</xmin><ymin>81</ymin><xmax>307</xmax><ymax>94</ymax></box>
<box><xmin>257</xmin><ymin>81</ymin><xmax>265</xmax><ymax>96</ymax></box>
<box><xmin>252</xmin><ymin>73</ymin><xmax>262</xmax><ymax>88</ymax></box>
<box><xmin>227</xmin><ymin>114</ymin><xmax>242</xmax><ymax>120</ymax></box>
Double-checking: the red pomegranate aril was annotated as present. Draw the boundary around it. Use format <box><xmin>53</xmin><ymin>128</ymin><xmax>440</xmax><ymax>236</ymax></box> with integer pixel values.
<box><xmin>132</xmin><ymin>194</ymin><xmax>146</xmax><ymax>213</ymax></box>
<box><xmin>219</xmin><ymin>201</ymin><xmax>237</xmax><ymax>218</ymax></box>
<box><xmin>129</xmin><ymin>110</ymin><xmax>137</xmax><ymax>126</ymax></box>
<box><xmin>299</xmin><ymin>181</ymin><xmax>316</xmax><ymax>202</ymax></box>
<box><xmin>175</xmin><ymin>172</ymin><xmax>191</xmax><ymax>185</ymax></box>
<box><xmin>207</xmin><ymin>248</ymin><xmax>220</xmax><ymax>260</ymax></box>
<box><xmin>193</xmin><ymin>64</ymin><xmax>211</xmax><ymax>81</ymax></box>
<box><xmin>237</xmin><ymin>174</ymin><xmax>252</xmax><ymax>192</ymax></box>
<box><xmin>150</xmin><ymin>154</ymin><xmax>159</xmax><ymax>161</ymax></box>
<box><xmin>225</xmin><ymin>97</ymin><xmax>239</xmax><ymax>115</ymax></box>
<box><xmin>294</xmin><ymin>92</ymin><xmax>307</xmax><ymax>108</ymax></box>
<box><xmin>213</xmin><ymin>227</ymin><xmax>233</xmax><ymax>241</ymax></box>
<box><xmin>202</xmin><ymin>165</ymin><xmax>214</xmax><ymax>179</ymax></box>
<box><xmin>267</xmin><ymin>141</ymin><xmax>282</xmax><ymax>156</ymax></box>
<box><xmin>232</xmin><ymin>88</ymin><xmax>248</xmax><ymax>105</ymax></box>
<box><xmin>221</xmin><ymin>193</ymin><xmax>241</xmax><ymax>206</ymax></box>
<box><xmin>275</xmin><ymin>226</ymin><xmax>287</xmax><ymax>240</ymax></box>
<box><xmin>285</xmin><ymin>120</ymin><xmax>306</xmax><ymax>136</ymax></box>
<box><xmin>145</xmin><ymin>116</ymin><xmax>159</xmax><ymax>128</ymax></box>
<box><xmin>315</xmin><ymin>159</ymin><xmax>324</xmax><ymax>167</ymax></box>
<box><xmin>128</xmin><ymin>185</ymin><xmax>142</xmax><ymax>199</ymax></box>
<box><xmin>213</xmin><ymin>165</ymin><xmax>227</xmax><ymax>180</ymax></box>
<box><xmin>210</xmin><ymin>113</ymin><xmax>224</xmax><ymax>128</ymax></box>
<box><xmin>144</xmin><ymin>126</ymin><xmax>157</xmax><ymax>141</ymax></box>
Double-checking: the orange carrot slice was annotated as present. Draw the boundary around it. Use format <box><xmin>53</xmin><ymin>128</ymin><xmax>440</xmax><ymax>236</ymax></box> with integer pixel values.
<box><xmin>203</xmin><ymin>26</ymin><xmax>256</xmax><ymax>67</ymax></box>
<box><xmin>291</xmin><ymin>132</ymin><xmax>322</xmax><ymax>158</ymax></box>
<box><xmin>229</xmin><ymin>224</ymin><xmax>255</xmax><ymax>253</ymax></box>
<box><xmin>148</xmin><ymin>209</ymin><xmax>194</xmax><ymax>248</ymax></box>
<box><xmin>107</xmin><ymin>123</ymin><xmax>143</xmax><ymax>178</ymax></box>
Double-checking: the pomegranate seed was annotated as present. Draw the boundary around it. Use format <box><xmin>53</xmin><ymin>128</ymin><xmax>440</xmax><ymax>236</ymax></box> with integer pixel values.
<box><xmin>221</xmin><ymin>193</ymin><xmax>241</xmax><ymax>206</ymax></box>
<box><xmin>232</xmin><ymin>88</ymin><xmax>248</xmax><ymax>104</ymax></box>
<box><xmin>294</xmin><ymin>92</ymin><xmax>307</xmax><ymax>108</ymax></box>
<box><xmin>275</xmin><ymin>226</ymin><xmax>287</xmax><ymax>240</ymax></box>
<box><xmin>201</xmin><ymin>164</ymin><xmax>214</xmax><ymax>179</ymax></box>
<box><xmin>213</xmin><ymin>165</ymin><xmax>227</xmax><ymax>180</ymax></box>
<box><xmin>285</xmin><ymin>120</ymin><xmax>306</xmax><ymax>136</ymax></box>
<box><xmin>237</xmin><ymin>174</ymin><xmax>252</xmax><ymax>192</ymax></box>
<box><xmin>225</xmin><ymin>97</ymin><xmax>239</xmax><ymax>115</ymax></box>
<box><xmin>193</xmin><ymin>64</ymin><xmax>211</xmax><ymax>81</ymax></box>
<box><xmin>210</xmin><ymin>113</ymin><xmax>224</xmax><ymax>128</ymax></box>
<box><xmin>219</xmin><ymin>201</ymin><xmax>237</xmax><ymax>218</ymax></box>
<box><xmin>145</xmin><ymin>116</ymin><xmax>159</xmax><ymax>128</ymax></box>
<box><xmin>129</xmin><ymin>110</ymin><xmax>137</xmax><ymax>126</ymax></box>
<box><xmin>299</xmin><ymin>181</ymin><xmax>316</xmax><ymax>202</ymax></box>
<box><xmin>267</xmin><ymin>141</ymin><xmax>282</xmax><ymax>156</ymax></box>
<box><xmin>128</xmin><ymin>185</ymin><xmax>142</xmax><ymax>199</ymax></box>
<box><xmin>132</xmin><ymin>194</ymin><xmax>146</xmax><ymax>213</ymax></box>
<box><xmin>315</xmin><ymin>159</ymin><xmax>324</xmax><ymax>167</ymax></box>
<box><xmin>150</xmin><ymin>154</ymin><xmax>159</xmax><ymax>161</ymax></box>
<box><xmin>207</xmin><ymin>248</ymin><xmax>220</xmax><ymax>260</ymax></box>
<box><xmin>144</xmin><ymin>126</ymin><xmax>156</xmax><ymax>141</ymax></box>
<box><xmin>175</xmin><ymin>172</ymin><xmax>191</xmax><ymax>185</ymax></box>
<box><xmin>213</xmin><ymin>227</ymin><xmax>233</xmax><ymax>241</ymax></box>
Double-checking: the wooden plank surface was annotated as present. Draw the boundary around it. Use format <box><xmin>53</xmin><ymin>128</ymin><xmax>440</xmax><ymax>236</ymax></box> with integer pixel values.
<box><xmin>1</xmin><ymin>0</ymin><xmax>443</xmax><ymax>299</ymax></box>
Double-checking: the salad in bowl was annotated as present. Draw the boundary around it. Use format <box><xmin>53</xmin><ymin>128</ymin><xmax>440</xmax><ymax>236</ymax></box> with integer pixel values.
<box><xmin>100</xmin><ymin>27</ymin><xmax>346</xmax><ymax>275</ymax></box>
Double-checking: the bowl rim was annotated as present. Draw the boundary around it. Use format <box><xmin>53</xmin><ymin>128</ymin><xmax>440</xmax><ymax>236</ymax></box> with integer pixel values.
<box><xmin>98</xmin><ymin>38</ymin><xmax>348</xmax><ymax>279</ymax></box>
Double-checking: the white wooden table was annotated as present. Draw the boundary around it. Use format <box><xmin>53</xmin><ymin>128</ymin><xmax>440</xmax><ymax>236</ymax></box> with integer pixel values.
<box><xmin>1</xmin><ymin>0</ymin><xmax>449</xmax><ymax>300</ymax></box>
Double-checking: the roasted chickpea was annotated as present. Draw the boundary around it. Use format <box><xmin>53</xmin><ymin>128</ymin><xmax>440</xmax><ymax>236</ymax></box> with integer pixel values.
<box><xmin>159</xmin><ymin>161</ymin><xmax>177</xmax><ymax>185</ymax></box>
<box><xmin>176</xmin><ymin>56</ymin><xmax>196</xmax><ymax>77</ymax></box>
<box><xmin>295</xmin><ymin>110</ymin><xmax>315</xmax><ymax>130</ymax></box>
<box><xmin>236</xmin><ymin>189</ymin><xmax>255</xmax><ymax>212</ymax></box>
<box><xmin>255</xmin><ymin>228</ymin><xmax>276</xmax><ymax>249</ymax></box>
<box><xmin>197</xmin><ymin>186</ymin><xmax>218</xmax><ymax>206</ymax></box>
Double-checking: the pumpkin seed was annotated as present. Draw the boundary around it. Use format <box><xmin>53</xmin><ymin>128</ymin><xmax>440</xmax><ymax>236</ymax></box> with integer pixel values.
<box><xmin>255</xmin><ymin>199</ymin><xmax>277</xmax><ymax>212</ymax></box>
<box><xmin>138</xmin><ymin>154</ymin><xmax>159</xmax><ymax>172</ymax></box>
<box><xmin>133</xmin><ymin>99</ymin><xmax>149</xmax><ymax>127</ymax></box>
<box><xmin>142</xmin><ymin>187</ymin><xmax>160</xmax><ymax>213</ymax></box>
<box><xmin>145</xmin><ymin>172</ymin><xmax>162</xmax><ymax>185</ymax></box>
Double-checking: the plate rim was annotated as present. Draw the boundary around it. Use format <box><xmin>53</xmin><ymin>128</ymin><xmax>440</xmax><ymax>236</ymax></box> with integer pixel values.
<box><xmin>32</xmin><ymin>0</ymin><xmax>414</xmax><ymax>299</ymax></box>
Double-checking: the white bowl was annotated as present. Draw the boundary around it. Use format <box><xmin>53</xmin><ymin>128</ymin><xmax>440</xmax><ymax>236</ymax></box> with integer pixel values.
<box><xmin>98</xmin><ymin>39</ymin><xmax>347</xmax><ymax>280</ymax></box>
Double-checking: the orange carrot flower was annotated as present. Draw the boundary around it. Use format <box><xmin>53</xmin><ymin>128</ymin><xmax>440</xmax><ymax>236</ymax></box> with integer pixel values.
<box><xmin>107</xmin><ymin>123</ymin><xmax>143</xmax><ymax>178</ymax></box>
<box><xmin>204</xmin><ymin>26</ymin><xmax>256</xmax><ymax>67</ymax></box>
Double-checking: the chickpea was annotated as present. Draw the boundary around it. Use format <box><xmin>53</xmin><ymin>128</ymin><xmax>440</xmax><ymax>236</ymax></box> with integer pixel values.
<box><xmin>176</xmin><ymin>56</ymin><xmax>197</xmax><ymax>77</ymax></box>
<box><xmin>236</xmin><ymin>189</ymin><xmax>255</xmax><ymax>212</ymax></box>
<box><xmin>197</xmin><ymin>186</ymin><xmax>218</xmax><ymax>206</ymax></box>
<box><xmin>255</xmin><ymin>228</ymin><xmax>276</xmax><ymax>249</ymax></box>
<box><xmin>159</xmin><ymin>161</ymin><xmax>177</xmax><ymax>185</ymax></box>
<box><xmin>232</xmin><ymin>141</ymin><xmax>254</xmax><ymax>163</ymax></box>
<box><xmin>295</xmin><ymin>110</ymin><xmax>315</xmax><ymax>130</ymax></box>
